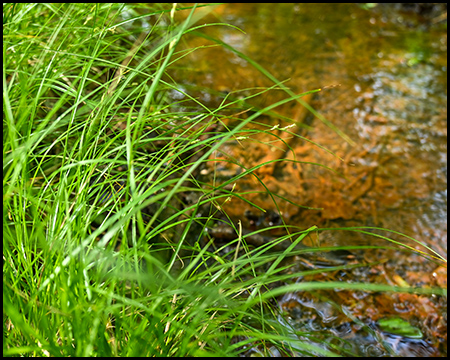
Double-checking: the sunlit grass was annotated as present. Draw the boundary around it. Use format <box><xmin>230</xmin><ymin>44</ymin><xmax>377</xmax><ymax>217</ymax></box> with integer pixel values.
<box><xmin>3</xmin><ymin>3</ymin><xmax>446</xmax><ymax>357</ymax></box>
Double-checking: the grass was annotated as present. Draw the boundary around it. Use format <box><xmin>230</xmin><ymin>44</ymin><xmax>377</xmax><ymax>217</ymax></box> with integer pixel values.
<box><xmin>3</xmin><ymin>3</ymin><xmax>447</xmax><ymax>357</ymax></box>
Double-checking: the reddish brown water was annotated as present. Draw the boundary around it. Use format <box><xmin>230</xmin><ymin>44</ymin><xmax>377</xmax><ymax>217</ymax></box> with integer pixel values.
<box><xmin>167</xmin><ymin>3</ymin><xmax>447</xmax><ymax>356</ymax></box>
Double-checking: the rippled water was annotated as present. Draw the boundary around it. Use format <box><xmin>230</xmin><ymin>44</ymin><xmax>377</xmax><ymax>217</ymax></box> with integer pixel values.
<box><xmin>168</xmin><ymin>3</ymin><xmax>447</xmax><ymax>356</ymax></box>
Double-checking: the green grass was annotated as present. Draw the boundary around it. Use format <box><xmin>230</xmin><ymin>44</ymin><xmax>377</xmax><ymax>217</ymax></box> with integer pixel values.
<box><xmin>3</xmin><ymin>3</ymin><xmax>446</xmax><ymax>357</ymax></box>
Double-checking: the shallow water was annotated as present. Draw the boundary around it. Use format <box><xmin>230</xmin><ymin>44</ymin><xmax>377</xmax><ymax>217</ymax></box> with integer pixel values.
<box><xmin>168</xmin><ymin>3</ymin><xmax>447</xmax><ymax>356</ymax></box>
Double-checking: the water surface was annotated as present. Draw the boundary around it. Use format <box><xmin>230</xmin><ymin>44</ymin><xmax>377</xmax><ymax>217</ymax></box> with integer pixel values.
<box><xmin>169</xmin><ymin>3</ymin><xmax>447</xmax><ymax>356</ymax></box>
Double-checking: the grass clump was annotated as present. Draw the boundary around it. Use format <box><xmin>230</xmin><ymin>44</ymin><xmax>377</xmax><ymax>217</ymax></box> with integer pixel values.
<box><xmin>3</xmin><ymin>3</ymin><xmax>446</xmax><ymax>357</ymax></box>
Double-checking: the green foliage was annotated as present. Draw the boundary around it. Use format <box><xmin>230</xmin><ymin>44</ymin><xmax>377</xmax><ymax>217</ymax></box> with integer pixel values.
<box><xmin>377</xmin><ymin>317</ymin><xmax>423</xmax><ymax>339</ymax></box>
<box><xmin>3</xmin><ymin>3</ymin><xmax>446</xmax><ymax>357</ymax></box>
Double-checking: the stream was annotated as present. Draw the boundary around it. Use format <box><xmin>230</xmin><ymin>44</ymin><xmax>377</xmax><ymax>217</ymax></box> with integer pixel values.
<box><xmin>166</xmin><ymin>4</ymin><xmax>447</xmax><ymax>356</ymax></box>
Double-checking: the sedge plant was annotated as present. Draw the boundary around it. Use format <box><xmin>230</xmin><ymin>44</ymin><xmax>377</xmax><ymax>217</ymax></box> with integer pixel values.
<box><xmin>3</xmin><ymin>3</ymin><xmax>446</xmax><ymax>357</ymax></box>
